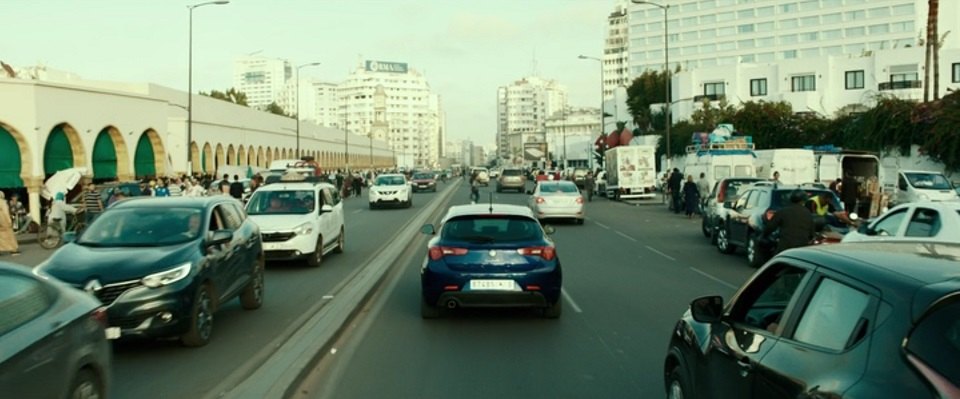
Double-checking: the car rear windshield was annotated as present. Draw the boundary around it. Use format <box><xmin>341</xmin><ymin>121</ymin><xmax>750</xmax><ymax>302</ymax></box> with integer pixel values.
<box><xmin>442</xmin><ymin>216</ymin><xmax>542</xmax><ymax>242</ymax></box>
<box><xmin>376</xmin><ymin>176</ymin><xmax>406</xmax><ymax>185</ymax></box>
<box><xmin>78</xmin><ymin>207</ymin><xmax>203</xmax><ymax>246</ymax></box>
<box><xmin>906</xmin><ymin>299</ymin><xmax>960</xmax><ymax>384</ymax></box>
<box><xmin>539</xmin><ymin>183</ymin><xmax>578</xmax><ymax>193</ymax></box>
<box><xmin>501</xmin><ymin>169</ymin><xmax>522</xmax><ymax>176</ymax></box>
<box><xmin>905</xmin><ymin>173</ymin><xmax>953</xmax><ymax>190</ymax></box>
<box><xmin>246</xmin><ymin>190</ymin><xmax>317</xmax><ymax>215</ymax></box>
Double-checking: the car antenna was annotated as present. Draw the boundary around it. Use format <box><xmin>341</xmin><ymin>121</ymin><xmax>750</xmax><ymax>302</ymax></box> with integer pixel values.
<box><xmin>489</xmin><ymin>192</ymin><xmax>493</xmax><ymax>214</ymax></box>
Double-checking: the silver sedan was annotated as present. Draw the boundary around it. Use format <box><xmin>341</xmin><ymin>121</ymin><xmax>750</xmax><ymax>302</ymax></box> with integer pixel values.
<box><xmin>528</xmin><ymin>180</ymin><xmax>585</xmax><ymax>224</ymax></box>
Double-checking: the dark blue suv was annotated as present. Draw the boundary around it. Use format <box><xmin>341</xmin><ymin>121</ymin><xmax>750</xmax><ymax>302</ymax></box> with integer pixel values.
<box><xmin>37</xmin><ymin>196</ymin><xmax>265</xmax><ymax>347</ymax></box>
<box><xmin>419</xmin><ymin>204</ymin><xmax>562</xmax><ymax>318</ymax></box>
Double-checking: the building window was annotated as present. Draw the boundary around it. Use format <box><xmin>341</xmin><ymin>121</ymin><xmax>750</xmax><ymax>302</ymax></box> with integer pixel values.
<box><xmin>845</xmin><ymin>70</ymin><xmax>865</xmax><ymax>89</ymax></box>
<box><xmin>704</xmin><ymin>82</ymin><xmax>725</xmax><ymax>96</ymax></box>
<box><xmin>750</xmin><ymin>78</ymin><xmax>768</xmax><ymax>96</ymax></box>
<box><xmin>953</xmin><ymin>63</ymin><xmax>960</xmax><ymax>83</ymax></box>
<box><xmin>792</xmin><ymin>75</ymin><xmax>816</xmax><ymax>92</ymax></box>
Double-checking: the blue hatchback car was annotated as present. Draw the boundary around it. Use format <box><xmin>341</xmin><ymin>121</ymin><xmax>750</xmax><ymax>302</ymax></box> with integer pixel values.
<box><xmin>419</xmin><ymin>204</ymin><xmax>562</xmax><ymax>319</ymax></box>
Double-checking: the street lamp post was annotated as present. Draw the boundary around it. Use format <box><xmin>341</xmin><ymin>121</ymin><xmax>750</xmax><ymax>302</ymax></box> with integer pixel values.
<box><xmin>187</xmin><ymin>0</ymin><xmax>229</xmax><ymax>175</ymax></box>
<box><xmin>631</xmin><ymin>0</ymin><xmax>671</xmax><ymax>169</ymax></box>
<box><xmin>295</xmin><ymin>62</ymin><xmax>321</xmax><ymax>159</ymax></box>
<box><xmin>577</xmin><ymin>55</ymin><xmax>604</xmax><ymax>170</ymax></box>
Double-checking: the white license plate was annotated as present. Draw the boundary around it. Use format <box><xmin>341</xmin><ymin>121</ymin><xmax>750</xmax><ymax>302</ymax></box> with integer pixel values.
<box><xmin>105</xmin><ymin>327</ymin><xmax>121</xmax><ymax>340</ymax></box>
<box><xmin>469</xmin><ymin>280</ymin><xmax>519</xmax><ymax>291</ymax></box>
<box><xmin>263</xmin><ymin>243</ymin><xmax>279</xmax><ymax>251</ymax></box>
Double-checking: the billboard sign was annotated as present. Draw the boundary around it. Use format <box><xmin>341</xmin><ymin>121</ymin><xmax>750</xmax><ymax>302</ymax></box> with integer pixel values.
<box><xmin>523</xmin><ymin>142</ymin><xmax>547</xmax><ymax>162</ymax></box>
<box><xmin>365</xmin><ymin>60</ymin><xmax>408</xmax><ymax>74</ymax></box>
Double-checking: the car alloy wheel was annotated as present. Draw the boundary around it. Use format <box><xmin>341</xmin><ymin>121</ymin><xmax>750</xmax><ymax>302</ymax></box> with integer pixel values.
<box><xmin>716</xmin><ymin>225</ymin><xmax>735</xmax><ymax>254</ymax></box>
<box><xmin>334</xmin><ymin>227</ymin><xmax>345</xmax><ymax>253</ymax></box>
<box><xmin>70</xmin><ymin>369</ymin><xmax>103</xmax><ymax>399</ymax></box>
<box><xmin>747</xmin><ymin>234</ymin><xmax>768</xmax><ymax>268</ymax></box>
<box><xmin>240</xmin><ymin>259</ymin><xmax>264</xmax><ymax>310</ymax></box>
<box><xmin>308</xmin><ymin>236</ymin><xmax>323</xmax><ymax>267</ymax></box>
<box><xmin>182</xmin><ymin>285</ymin><xmax>214</xmax><ymax>347</ymax></box>
<box><xmin>666</xmin><ymin>367</ymin><xmax>688</xmax><ymax>399</ymax></box>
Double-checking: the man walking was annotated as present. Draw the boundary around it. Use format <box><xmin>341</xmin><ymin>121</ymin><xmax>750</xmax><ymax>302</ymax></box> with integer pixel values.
<box><xmin>668</xmin><ymin>168</ymin><xmax>683</xmax><ymax>214</ymax></box>
<box><xmin>697</xmin><ymin>172</ymin><xmax>711</xmax><ymax>214</ymax></box>
<box><xmin>229</xmin><ymin>175</ymin><xmax>244</xmax><ymax>200</ymax></box>
<box><xmin>81</xmin><ymin>183</ymin><xmax>104</xmax><ymax>224</ymax></box>
<box><xmin>584</xmin><ymin>171</ymin><xmax>595</xmax><ymax>202</ymax></box>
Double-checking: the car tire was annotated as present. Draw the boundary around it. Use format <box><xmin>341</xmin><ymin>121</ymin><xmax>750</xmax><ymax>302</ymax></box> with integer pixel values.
<box><xmin>747</xmin><ymin>234</ymin><xmax>768</xmax><ymax>268</ymax></box>
<box><xmin>406</xmin><ymin>196</ymin><xmax>413</xmax><ymax>208</ymax></box>
<box><xmin>369</xmin><ymin>203</ymin><xmax>376</xmax><ymax>210</ymax></box>
<box><xmin>716</xmin><ymin>223</ymin><xmax>736</xmax><ymax>254</ymax></box>
<box><xmin>665</xmin><ymin>366</ymin><xmax>691</xmax><ymax>399</ymax></box>
<box><xmin>421</xmin><ymin>298</ymin><xmax>441</xmax><ymax>319</ymax></box>
<box><xmin>701</xmin><ymin>217</ymin><xmax>712</xmax><ymax>238</ymax></box>
<box><xmin>240</xmin><ymin>257</ymin><xmax>264</xmax><ymax>310</ymax></box>
<box><xmin>576</xmin><ymin>218</ymin><xmax>584</xmax><ymax>225</ymax></box>
<box><xmin>543</xmin><ymin>300</ymin><xmax>562</xmax><ymax>319</ymax></box>
<box><xmin>307</xmin><ymin>236</ymin><xmax>323</xmax><ymax>267</ymax></box>
<box><xmin>69</xmin><ymin>368</ymin><xmax>104</xmax><ymax>399</ymax></box>
<box><xmin>181</xmin><ymin>284</ymin><xmax>214</xmax><ymax>347</ymax></box>
<box><xmin>334</xmin><ymin>227</ymin><xmax>345</xmax><ymax>254</ymax></box>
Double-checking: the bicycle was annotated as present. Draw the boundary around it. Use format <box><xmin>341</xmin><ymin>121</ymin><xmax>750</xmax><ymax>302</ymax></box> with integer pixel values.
<box><xmin>39</xmin><ymin>211</ymin><xmax>86</xmax><ymax>249</ymax></box>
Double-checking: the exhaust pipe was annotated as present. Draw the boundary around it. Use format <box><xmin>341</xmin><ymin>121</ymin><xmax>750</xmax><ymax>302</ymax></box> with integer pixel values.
<box><xmin>446</xmin><ymin>299</ymin><xmax>458</xmax><ymax>309</ymax></box>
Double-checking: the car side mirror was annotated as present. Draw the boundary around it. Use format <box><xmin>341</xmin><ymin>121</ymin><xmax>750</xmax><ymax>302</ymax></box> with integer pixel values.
<box><xmin>320</xmin><ymin>204</ymin><xmax>333</xmax><ymax>213</ymax></box>
<box><xmin>543</xmin><ymin>225</ymin><xmax>556</xmax><ymax>235</ymax></box>
<box><xmin>690</xmin><ymin>295</ymin><xmax>724</xmax><ymax>323</ymax></box>
<box><xmin>207</xmin><ymin>230</ymin><xmax>233</xmax><ymax>246</ymax></box>
<box><xmin>420</xmin><ymin>224</ymin><xmax>436</xmax><ymax>235</ymax></box>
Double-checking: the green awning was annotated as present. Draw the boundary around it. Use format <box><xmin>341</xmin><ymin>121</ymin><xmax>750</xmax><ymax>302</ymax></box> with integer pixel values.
<box><xmin>44</xmin><ymin>126</ymin><xmax>74</xmax><ymax>175</ymax></box>
<box><xmin>0</xmin><ymin>127</ymin><xmax>23</xmax><ymax>188</ymax></box>
<box><xmin>92</xmin><ymin>130</ymin><xmax>118</xmax><ymax>179</ymax></box>
<box><xmin>201</xmin><ymin>150</ymin><xmax>208</xmax><ymax>173</ymax></box>
<box><xmin>134</xmin><ymin>134</ymin><xmax>156</xmax><ymax>178</ymax></box>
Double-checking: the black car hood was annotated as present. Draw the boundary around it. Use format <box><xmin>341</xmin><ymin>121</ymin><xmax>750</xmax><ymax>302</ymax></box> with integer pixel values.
<box><xmin>40</xmin><ymin>241</ymin><xmax>198</xmax><ymax>285</ymax></box>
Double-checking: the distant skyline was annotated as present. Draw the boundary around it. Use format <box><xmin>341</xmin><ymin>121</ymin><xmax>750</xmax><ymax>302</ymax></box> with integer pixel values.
<box><xmin>2</xmin><ymin>0</ymin><xmax>612</xmax><ymax>148</ymax></box>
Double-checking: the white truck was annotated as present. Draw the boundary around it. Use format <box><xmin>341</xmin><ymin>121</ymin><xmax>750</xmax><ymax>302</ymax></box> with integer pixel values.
<box><xmin>891</xmin><ymin>170</ymin><xmax>960</xmax><ymax>205</ymax></box>
<box><xmin>754</xmin><ymin>149</ymin><xmax>816</xmax><ymax>185</ymax></box>
<box><xmin>814</xmin><ymin>150</ymin><xmax>884</xmax><ymax>217</ymax></box>
<box><xmin>605</xmin><ymin>144</ymin><xmax>657</xmax><ymax>200</ymax></box>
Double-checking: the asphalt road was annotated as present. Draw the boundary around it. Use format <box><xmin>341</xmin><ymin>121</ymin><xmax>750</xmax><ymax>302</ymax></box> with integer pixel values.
<box><xmin>3</xmin><ymin>182</ymin><xmax>454</xmax><ymax>399</ymax></box>
<box><xmin>296</xmin><ymin>182</ymin><xmax>757</xmax><ymax>399</ymax></box>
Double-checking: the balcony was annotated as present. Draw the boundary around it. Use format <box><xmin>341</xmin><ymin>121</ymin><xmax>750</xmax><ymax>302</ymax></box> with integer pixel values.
<box><xmin>879</xmin><ymin>80</ymin><xmax>922</xmax><ymax>91</ymax></box>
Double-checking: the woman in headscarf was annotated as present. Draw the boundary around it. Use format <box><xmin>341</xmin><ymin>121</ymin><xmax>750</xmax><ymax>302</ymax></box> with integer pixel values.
<box><xmin>683</xmin><ymin>175</ymin><xmax>701</xmax><ymax>219</ymax></box>
<box><xmin>0</xmin><ymin>191</ymin><xmax>20</xmax><ymax>256</ymax></box>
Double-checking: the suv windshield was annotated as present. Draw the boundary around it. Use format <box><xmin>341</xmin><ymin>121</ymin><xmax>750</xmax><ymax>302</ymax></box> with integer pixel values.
<box><xmin>376</xmin><ymin>176</ymin><xmax>406</xmax><ymax>185</ymax></box>
<box><xmin>905</xmin><ymin>173</ymin><xmax>953</xmax><ymax>190</ymax></box>
<box><xmin>78</xmin><ymin>208</ymin><xmax>203</xmax><ymax>246</ymax></box>
<box><xmin>246</xmin><ymin>190</ymin><xmax>317</xmax><ymax>215</ymax></box>
<box><xmin>413</xmin><ymin>173</ymin><xmax>433</xmax><ymax>180</ymax></box>
<box><xmin>442</xmin><ymin>216</ymin><xmax>542</xmax><ymax>242</ymax></box>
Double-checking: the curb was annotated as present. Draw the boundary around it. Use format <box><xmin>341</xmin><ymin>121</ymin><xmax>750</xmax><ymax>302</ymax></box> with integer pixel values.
<box><xmin>211</xmin><ymin>181</ymin><xmax>460</xmax><ymax>399</ymax></box>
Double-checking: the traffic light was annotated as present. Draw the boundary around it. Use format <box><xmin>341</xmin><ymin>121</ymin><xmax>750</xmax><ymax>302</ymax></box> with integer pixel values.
<box><xmin>594</xmin><ymin>134</ymin><xmax>606</xmax><ymax>168</ymax></box>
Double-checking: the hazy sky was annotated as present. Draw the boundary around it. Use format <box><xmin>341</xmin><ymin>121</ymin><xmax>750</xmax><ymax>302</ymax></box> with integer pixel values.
<box><xmin>2</xmin><ymin>0</ymin><xmax>613</xmax><ymax>147</ymax></box>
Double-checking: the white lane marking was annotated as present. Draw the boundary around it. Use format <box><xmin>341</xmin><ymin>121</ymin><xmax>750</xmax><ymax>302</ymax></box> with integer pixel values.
<box><xmin>352</xmin><ymin>209</ymin><xmax>362</xmax><ymax>214</ymax></box>
<box><xmin>595</xmin><ymin>221</ymin><xmax>611</xmax><ymax>230</ymax></box>
<box><xmin>689</xmin><ymin>267</ymin><xmax>739</xmax><ymax>290</ymax></box>
<box><xmin>615</xmin><ymin>231</ymin><xmax>637</xmax><ymax>242</ymax></box>
<box><xmin>561</xmin><ymin>288</ymin><xmax>583</xmax><ymax>313</ymax></box>
<box><xmin>645</xmin><ymin>246</ymin><xmax>676</xmax><ymax>261</ymax></box>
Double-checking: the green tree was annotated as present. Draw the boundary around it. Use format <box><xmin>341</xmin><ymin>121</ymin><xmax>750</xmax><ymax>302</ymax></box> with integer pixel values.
<box><xmin>264</xmin><ymin>102</ymin><xmax>293</xmax><ymax>118</ymax></box>
<box><xmin>920</xmin><ymin>90</ymin><xmax>960</xmax><ymax>171</ymax></box>
<box><xmin>691</xmin><ymin>98</ymin><xmax>737</xmax><ymax>130</ymax></box>
<box><xmin>732</xmin><ymin>101</ymin><xmax>799</xmax><ymax>149</ymax></box>
<box><xmin>201</xmin><ymin>87</ymin><xmax>249</xmax><ymax>106</ymax></box>
<box><xmin>626</xmin><ymin>70</ymin><xmax>668</xmax><ymax>131</ymax></box>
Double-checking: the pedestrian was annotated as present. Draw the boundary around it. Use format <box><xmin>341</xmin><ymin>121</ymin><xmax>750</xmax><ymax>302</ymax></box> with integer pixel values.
<box><xmin>168</xmin><ymin>177</ymin><xmax>183</xmax><ymax>197</ymax></box>
<box><xmin>229</xmin><ymin>175</ymin><xmax>244</xmax><ymax>200</ymax></box>
<box><xmin>763</xmin><ymin>190</ymin><xmax>815</xmax><ymax>254</ymax></box>
<box><xmin>48</xmin><ymin>192</ymin><xmax>79</xmax><ymax>235</ymax></box>
<box><xmin>140</xmin><ymin>182</ymin><xmax>153</xmax><ymax>196</ymax></box>
<box><xmin>828</xmin><ymin>178</ymin><xmax>842</xmax><ymax>196</ymax></box>
<box><xmin>154</xmin><ymin>180</ymin><xmax>170</xmax><ymax>197</ymax></box>
<box><xmin>772</xmin><ymin>171</ymin><xmax>781</xmax><ymax>183</ymax></box>
<box><xmin>352</xmin><ymin>173</ymin><xmax>362</xmax><ymax>197</ymax></box>
<box><xmin>0</xmin><ymin>191</ymin><xmax>20</xmax><ymax>256</ymax></box>
<box><xmin>470</xmin><ymin>175</ymin><xmax>480</xmax><ymax>203</ymax></box>
<box><xmin>696</xmin><ymin>172</ymin><xmax>711</xmax><ymax>210</ymax></box>
<box><xmin>584</xmin><ymin>171</ymin><xmax>595</xmax><ymax>202</ymax></box>
<box><xmin>682</xmin><ymin>175</ymin><xmax>700</xmax><ymax>219</ymax></box>
<box><xmin>219</xmin><ymin>180</ymin><xmax>231</xmax><ymax>196</ymax></box>
<box><xmin>81</xmin><ymin>183</ymin><xmax>104</xmax><ymax>224</ymax></box>
<box><xmin>7</xmin><ymin>193</ymin><xmax>25</xmax><ymax>231</ymax></box>
<box><xmin>107</xmin><ymin>189</ymin><xmax>127</xmax><ymax>206</ymax></box>
<box><xmin>668</xmin><ymin>168</ymin><xmax>683</xmax><ymax>213</ymax></box>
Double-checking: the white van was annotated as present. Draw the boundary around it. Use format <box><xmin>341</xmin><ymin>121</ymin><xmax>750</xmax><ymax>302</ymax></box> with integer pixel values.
<box><xmin>754</xmin><ymin>149</ymin><xmax>816</xmax><ymax>185</ymax></box>
<box><xmin>892</xmin><ymin>170</ymin><xmax>960</xmax><ymax>205</ymax></box>
<box><xmin>683</xmin><ymin>143</ymin><xmax>756</xmax><ymax>190</ymax></box>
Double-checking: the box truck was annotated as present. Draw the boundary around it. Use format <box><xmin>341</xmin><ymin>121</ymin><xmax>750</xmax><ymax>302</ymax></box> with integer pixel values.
<box><xmin>605</xmin><ymin>145</ymin><xmax>657</xmax><ymax>200</ymax></box>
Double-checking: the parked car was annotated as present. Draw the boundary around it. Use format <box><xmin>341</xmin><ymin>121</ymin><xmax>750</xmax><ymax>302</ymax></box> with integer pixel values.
<box><xmin>842</xmin><ymin>201</ymin><xmax>960</xmax><ymax>244</ymax></box>
<box><xmin>368</xmin><ymin>174</ymin><xmax>413</xmax><ymax>209</ymax></box>
<box><xmin>700</xmin><ymin>177</ymin><xmax>764</xmax><ymax>241</ymax></box>
<box><xmin>410</xmin><ymin>172</ymin><xmax>438</xmax><ymax>193</ymax></box>
<box><xmin>35</xmin><ymin>196</ymin><xmax>265</xmax><ymax>347</ymax></box>
<box><xmin>664</xmin><ymin>242</ymin><xmax>960</xmax><ymax>399</ymax></box>
<box><xmin>2</xmin><ymin>262</ymin><xmax>111</xmax><ymax>399</ymax></box>
<box><xmin>496</xmin><ymin>168</ymin><xmax>526</xmax><ymax>193</ymax></box>
<box><xmin>419</xmin><ymin>204</ymin><xmax>562</xmax><ymax>319</ymax></box>
<box><xmin>716</xmin><ymin>183</ymin><xmax>843</xmax><ymax>267</ymax></box>
<box><xmin>528</xmin><ymin>180</ymin><xmax>585</xmax><ymax>225</ymax></box>
<box><xmin>891</xmin><ymin>170</ymin><xmax>960</xmax><ymax>205</ymax></box>
<box><xmin>245</xmin><ymin>182</ymin><xmax>345</xmax><ymax>266</ymax></box>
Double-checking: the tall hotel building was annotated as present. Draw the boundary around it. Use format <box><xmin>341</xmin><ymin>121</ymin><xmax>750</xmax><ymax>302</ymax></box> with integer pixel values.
<box><xmin>496</xmin><ymin>77</ymin><xmax>569</xmax><ymax>160</ymax></box>
<box><xmin>233</xmin><ymin>55</ymin><xmax>292</xmax><ymax>110</ymax></box>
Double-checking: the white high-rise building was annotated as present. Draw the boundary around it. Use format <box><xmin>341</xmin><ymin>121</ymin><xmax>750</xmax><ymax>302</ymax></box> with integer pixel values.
<box><xmin>628</xmin><ymin>0</ymin><xmax>959</xmax><ymax>74</ymax></box>
<box><xmin>233</xmin><ymin>55</ymin><xmax>291</xmax><ymax>110</ymax></box>
<box><xmin>337</xmin><ymin>60</ymin><xmax>443</xmax><ymax>168</ymax></box>
<box><xmin>603</xmin><ymin>1</ymin><xmax>631</xmax><ymax>99</ymax></box>
<box><xmin>496</xmin><ymin>77</ymin><xmax>568</xmax><ymax>161</ymax></box>
<box><xmin>300</xmin><ymin>80</ymin><xmax>339</xmax><ymax>127</ymax></box>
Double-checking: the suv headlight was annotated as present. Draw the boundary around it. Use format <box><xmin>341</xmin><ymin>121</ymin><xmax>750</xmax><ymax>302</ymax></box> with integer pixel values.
<box><xmin>142</xmin><ymin>263</ymin><xmax>191</xmax><ymax>288</ymax></box>
<box><xmin>295</xmin><ymin>222</ymin><xmax>314</xmax><ymax>235</ymax></box>
<box><xmin>918</xmin><ymin>193</ymin><xmax>930</xmax><ymax>201</ymax></box>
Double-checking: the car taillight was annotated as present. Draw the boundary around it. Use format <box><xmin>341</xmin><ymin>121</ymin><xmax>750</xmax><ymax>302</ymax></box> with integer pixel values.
<box><xmin>764</xmin><ymin>209</ymin><xmax>776</xmax><ymax>221</ymax></box>
<box><xmin>90</xmin><ymin>307</ymin><xmax>109</xmax><ymax>328</ymax></box>
<box><xmin>428</xmin><ymin>246</ymin><xmax>468</xmax><ymax>260</ymax></box>
<box><xmin>535</xmin><ymin>197</ymin><xmax>545</xmax><ymax>204</ymax></box>
<box><xmin>575</xmin><ymin>197</ymin><xmax>584</xmax><ymax>204</ymax></box>
<box><xmin>517</xmin><ymin>246</ymin><xmax>556</xmax><ymax>261</ymax></box>
<box><xmin>906</xmin><ymin>353</ymin><xmax>960</xmax><ymax>398</ymax></box>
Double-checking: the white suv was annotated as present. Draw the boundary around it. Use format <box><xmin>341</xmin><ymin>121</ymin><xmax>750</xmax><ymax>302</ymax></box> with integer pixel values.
<box><xmin>245</xmin><ymin>182</ymin><xmax>345</xmax><ymax>267</ymax></box>
<box><xmin>369</xmin><ymin>174</ymin><xmax>413</xmax><ymax>209</ymax></box>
